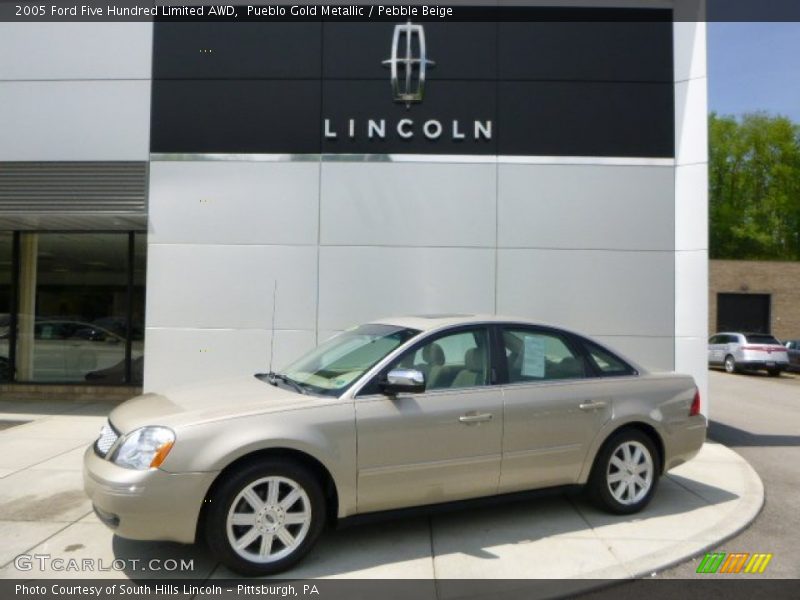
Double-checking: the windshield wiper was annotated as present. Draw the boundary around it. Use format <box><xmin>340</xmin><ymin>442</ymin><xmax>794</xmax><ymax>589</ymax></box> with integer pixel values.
<box><xmin>256</xmin><ymin>371</ymin><xmax>307</xmax><ymax>395</ymax></box>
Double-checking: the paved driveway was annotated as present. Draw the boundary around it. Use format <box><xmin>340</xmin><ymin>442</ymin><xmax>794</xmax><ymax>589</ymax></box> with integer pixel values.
<box><xmin>658</xmin><ymin>370</ymin><xmax>800</xmax><ymax>578</ymax></box>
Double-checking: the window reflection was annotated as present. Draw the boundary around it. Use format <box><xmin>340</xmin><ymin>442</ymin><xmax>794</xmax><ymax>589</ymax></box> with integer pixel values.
<box><xmin>0</xmin><ymin>233</ymin><xmax>12</xmax><ymax>382</ymax></box>
<box><xmin>7</xmin><ymin>232</ymin><xmax>146</xmax><ymax>384</ymax></box>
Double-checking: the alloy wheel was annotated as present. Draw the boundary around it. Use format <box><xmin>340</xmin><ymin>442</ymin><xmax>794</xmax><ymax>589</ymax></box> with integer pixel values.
<box><xmin>606</xmin><ymin>440</ymin><xmax>654</xmax><ymax>505</ymax></box>
<box><xmin>226</xmin><ymin>476</ymin><xmax>312</xmax><ymax>563</ymax></box>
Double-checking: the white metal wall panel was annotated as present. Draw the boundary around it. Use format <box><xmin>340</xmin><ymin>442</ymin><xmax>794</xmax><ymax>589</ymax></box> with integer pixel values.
<box><xmin>0</xmin><ymin>81</ymin><xmax>151</xmax><ymax>161</ymax></box>
<box><xmin>145</xmin><ymin>244</ymin><xmax>317</xmax><ymax>331</ymax></box>
<box><xmin>496</xmin><ymin>249</ymin><xmax>674</xmax><ymax>338</ymax></box>
<box><xmin>143</xmin><ymin>328</ymin><xmax>316</xmax><ymax>391</ymax></box>
<box><xmin>498</xmin><ymin>164</ymin><xmax>675</xmax><ymax>251</ymax></box>
<box><xmin>320</xmin><ymin>162</ymin><xmax>496</xmax><ymax>247</ymax></box>
<box><xmin>0</xmin><ymin>23</ymin><xmax>152</xmax><ymax>80</ymax></box>
<box><xmin>318</xmin><ymin>246</ymin><xmax>496</xmax><ymax>332</ymax></box>
<box><xmin>148</xmin><ymin>161</ymin><xmax>320</xmax><ymax>245</ymax></box>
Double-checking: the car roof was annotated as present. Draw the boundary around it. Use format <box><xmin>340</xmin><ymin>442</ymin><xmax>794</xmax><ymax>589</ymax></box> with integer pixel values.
<box><xmin>370</xmin><ymin>314</ymin><xmax>576</xmax><ymax>334</ymax></box>
<box><xmin>712</xmin><ymin>332</ymin><xmax>782</xmax><ymax>340</ymax></box>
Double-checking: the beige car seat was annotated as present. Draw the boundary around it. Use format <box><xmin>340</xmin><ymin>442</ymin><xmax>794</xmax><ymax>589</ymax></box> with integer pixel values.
<box><xmin>451</xmin><ymin>347</ymin><xmax>486</xmax><ymax>388</ymax></box>
<box><xmin>421</xmin><ymin>343</ymin><xmax>446</xmax><ymax>390</ymax></box>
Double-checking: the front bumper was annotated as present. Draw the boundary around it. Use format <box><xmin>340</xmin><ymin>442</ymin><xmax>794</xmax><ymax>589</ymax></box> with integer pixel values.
<box><xmin>82</xmin><ymin>446</ymin><xmax>218</xmax><ymax>543</ymax></box>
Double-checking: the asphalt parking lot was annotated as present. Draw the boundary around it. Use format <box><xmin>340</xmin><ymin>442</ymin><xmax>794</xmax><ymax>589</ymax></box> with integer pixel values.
<box><xmin>657</xmin><ymin>369</ymin><xmax>800</xmax><ymax>579</ymax></box>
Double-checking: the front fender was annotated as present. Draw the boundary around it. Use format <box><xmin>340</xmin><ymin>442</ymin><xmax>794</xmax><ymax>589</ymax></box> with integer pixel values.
<box><xmin>159</xmin><ymin>402</ymin><xmax>357</xmax><ymax>517</ymax></box>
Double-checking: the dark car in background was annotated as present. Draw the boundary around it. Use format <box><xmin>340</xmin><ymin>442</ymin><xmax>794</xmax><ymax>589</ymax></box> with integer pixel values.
<box><xmin>784</xmin><ymin>340</ymin><xmax>800</xmax><ymax>373</ymax></box>
<box><xmin>708</xmin><ymin>332</ymin><xmax>790</xmax><ymax>376</ymax></box>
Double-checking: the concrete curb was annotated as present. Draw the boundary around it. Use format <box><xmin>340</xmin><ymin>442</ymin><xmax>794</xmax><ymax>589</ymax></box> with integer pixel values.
<box><xmin>622</xmin><ymin>443</ymin><xmax>765</xmax><ymax>579</ymax></box>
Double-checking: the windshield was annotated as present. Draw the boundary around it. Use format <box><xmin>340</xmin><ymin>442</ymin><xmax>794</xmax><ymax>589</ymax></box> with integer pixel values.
<box><xmin>279</xmin><ymin>324</ymin><xmax>420</xmax><ymax>397</ymax></box>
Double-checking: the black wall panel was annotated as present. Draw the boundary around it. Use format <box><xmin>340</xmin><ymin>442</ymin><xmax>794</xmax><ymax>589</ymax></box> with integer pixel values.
<box><xmin>497</xmin><ymin>22</ymin><xmax>673</xmax><ymax>82</ymax></box>
<box><xmin>151</xmin><ymin>13</ymin><xmax>675</xmax><ymax>157</ymax></box>
<box><xmin>150</xmin><ymin>80</ymin><xmax>321</xmax><ymax>154</ymax></box>
<box><xmin>153</xmin><ymin>23</ymin><xmax>322</xmax><ymax>79</ymax></box>
<box><xmin>498</xmin><ymin>81</ymin><xmax>675</xmax><ymax>157</ymax></box>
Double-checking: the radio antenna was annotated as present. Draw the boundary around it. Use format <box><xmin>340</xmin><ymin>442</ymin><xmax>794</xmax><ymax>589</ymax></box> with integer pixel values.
<box><xmin>268</xmin><ymin>279</ymin><xmax>278</xmax><ymax>373</ymax></box>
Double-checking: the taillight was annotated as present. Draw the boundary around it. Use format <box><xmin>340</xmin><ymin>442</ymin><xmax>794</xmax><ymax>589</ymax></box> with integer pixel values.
<box><xmin>690</xmin><ymin>389</ymin><xmax>701</xmax><ymax>416</ymax></box>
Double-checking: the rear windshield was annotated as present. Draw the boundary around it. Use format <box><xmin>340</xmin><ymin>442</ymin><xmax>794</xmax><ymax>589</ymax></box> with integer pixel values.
<box><xmin>745</xmin><ymin>334</ymin><xmax>781</xmax><ymax>345</ymax></box>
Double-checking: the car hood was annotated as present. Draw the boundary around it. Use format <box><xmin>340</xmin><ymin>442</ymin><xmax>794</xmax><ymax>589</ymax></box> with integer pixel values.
<box><xmin>108</xmin><ymin>376</ymin><xmax>332</xmax><ymax>433</ymax></box>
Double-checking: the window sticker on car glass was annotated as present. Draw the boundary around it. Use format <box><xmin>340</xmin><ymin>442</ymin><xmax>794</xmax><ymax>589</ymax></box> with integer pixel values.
<box><xmin>522</xmin><ymin>335</ymin><xmax>546</xmax><ymax>378</ymax></box>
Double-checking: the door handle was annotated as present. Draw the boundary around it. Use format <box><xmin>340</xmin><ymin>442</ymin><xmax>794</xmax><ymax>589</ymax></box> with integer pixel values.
<box><xmin>459</xmin><ymin>412</ymin><xmax>493</xmax><ymax>424</ymax></box>
<box><xmin>578</xmin><ymin>401</ymin><xmax>607</xmax><ymax>411</ymax></box>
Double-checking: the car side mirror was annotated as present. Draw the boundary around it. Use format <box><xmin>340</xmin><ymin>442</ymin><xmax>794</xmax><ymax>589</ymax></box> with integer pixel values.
<box><xmin>381</xmin><ymin>368</ymin><xmax>425</xmax><ymax>395</ymax></box>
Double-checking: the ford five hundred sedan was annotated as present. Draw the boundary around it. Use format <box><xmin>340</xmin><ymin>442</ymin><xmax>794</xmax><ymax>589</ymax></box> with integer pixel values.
<box><xmin>83</xmin><ymin>315</ymin><xmax>706</xmax><ymax>575</ymax></box>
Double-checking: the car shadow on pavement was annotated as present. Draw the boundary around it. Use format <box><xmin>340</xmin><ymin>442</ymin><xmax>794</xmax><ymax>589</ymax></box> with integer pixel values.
<box><xmin>709</xmin><ymin>420</ymin><xmax>800</xmax><ymax>447</ymax></box>
<box><xmin>106</xmin><ymin>478</ymin><xmax>741</xmax><ymax>579</ymax></box>
<box><xmin>111</xmin><ymin>535</ymin><xmax>218</xmax><ymax>580</ymax></box>
<box><xmin>711</xmin><ymin>369</ymin><xmax>800</xmax><ymax>381</ymax></box>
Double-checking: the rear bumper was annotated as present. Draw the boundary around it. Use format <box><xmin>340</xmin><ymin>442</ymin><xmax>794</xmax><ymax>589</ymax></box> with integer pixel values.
<box><xmin>738</xmin><ymin>361</ymin><xmax>788</xmax><ymax>372</ymax></box>
<box><xmin>82</xmin><ymin>446</ymin><xmax>217</xmax><ymax>543</ymax></box>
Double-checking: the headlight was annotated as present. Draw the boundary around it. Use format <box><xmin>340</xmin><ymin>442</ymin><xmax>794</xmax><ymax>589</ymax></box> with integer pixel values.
<box><xmin>110</xmin><ymin>426</ymin><xmax>175</xmax><ymax>470</ymax></box>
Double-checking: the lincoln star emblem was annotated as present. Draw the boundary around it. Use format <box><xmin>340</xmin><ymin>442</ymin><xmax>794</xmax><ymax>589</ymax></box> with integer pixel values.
<box><xmin>382</xmin><ymin>20</ymin><xmax>435</xmax><ymax>108</ymax></box>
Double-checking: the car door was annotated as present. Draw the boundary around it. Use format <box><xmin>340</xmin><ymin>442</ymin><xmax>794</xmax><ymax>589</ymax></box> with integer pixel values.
<box><xmin>788</xmin><ymin>341</ymin><xmax>800</xmax><ymax>369</ymax></box>
<box><xmin>708</xmin><ymin>335</ymin><xmax>721</xmax><ymax>364</ymax></box>
<box><xmin>498</xmin><ymin>326</ymin><xmax>613</xmax><ymax>493</ymax></box>
<box><xmin>354</xmin><ymin>326</ymin><xmax>503</xmax><ymax>513</ymax></box>
<box><xmin>725</xmin><ymin>334</ymin><xmax>741</xmax><ymax>360</ymax></box>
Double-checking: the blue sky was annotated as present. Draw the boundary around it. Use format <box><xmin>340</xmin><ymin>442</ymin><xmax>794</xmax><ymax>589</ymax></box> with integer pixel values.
<box><xmin>708</xmin><ymin>22</ymin><xmax>800</xmax><ymax>121</ymax></box>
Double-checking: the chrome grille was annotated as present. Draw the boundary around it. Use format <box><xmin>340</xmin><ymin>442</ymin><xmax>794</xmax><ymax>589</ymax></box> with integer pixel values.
<box><xmin>95</xmin><ymin>422</ymin><xmax>119</xmax><ymax>457</ymax></box>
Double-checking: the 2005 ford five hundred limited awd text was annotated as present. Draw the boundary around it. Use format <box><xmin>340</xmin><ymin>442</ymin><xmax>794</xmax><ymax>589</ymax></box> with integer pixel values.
<box><xmin>83</xmin><ymin>315</ymin><xmax>707</xmax><ymax>575</ymax></box>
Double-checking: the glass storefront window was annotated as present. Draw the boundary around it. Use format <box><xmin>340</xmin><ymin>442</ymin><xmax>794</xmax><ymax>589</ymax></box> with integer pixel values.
<box><xmin>130</xmin><ymin>233</ymin><xmax>146</xmax><ymax>385</ymax></box>
<box><xmin>0</xmin><ymin>233</ymin><xmax>12</xmax><ymax>382</ymax></box>
<box><xmin>3</xmin><ymin>231</ymin><xmax>146</xmax><ymax>385</ymax></box>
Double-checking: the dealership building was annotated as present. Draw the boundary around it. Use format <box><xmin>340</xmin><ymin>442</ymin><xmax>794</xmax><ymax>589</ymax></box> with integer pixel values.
<box><xmin>0</xmin><ymin>2</ymin><xmax>709</xmax><ymax>407</ymax></box>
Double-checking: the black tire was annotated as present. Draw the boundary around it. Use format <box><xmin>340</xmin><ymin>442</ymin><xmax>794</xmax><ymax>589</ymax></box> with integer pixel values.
<box><xmin>767</xmin><ymin>369</ymin><xmax>781</xmax><ymax>377</ymax></box>
<box><xmin>724</xmin><ymin>354</ymin><xmax>738</xmax><ymax>374</ymax></box>
<box><xmin>587</xmin><ymin>429</ymin><xmax>660</xmax><ymax>515</ymax></box>
<box><xmin>205</xmin><ymin>459</ymin><xmax>326</xmax><ymax>576</ymax></box>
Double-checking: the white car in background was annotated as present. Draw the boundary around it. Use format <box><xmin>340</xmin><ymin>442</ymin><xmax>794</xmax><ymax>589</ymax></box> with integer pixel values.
<box><xmin>708</xmin><ymin>332</ymin><xmax>789</xmax><ymax>377</ymax></box>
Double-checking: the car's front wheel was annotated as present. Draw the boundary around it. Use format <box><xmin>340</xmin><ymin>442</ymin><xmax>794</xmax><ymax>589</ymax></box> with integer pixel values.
<box><xmin>588</xmin><ymin>430</ymin><xmax>660</xmax><ymax>515</ymax></box>
<box><xmin>724</xmin><ymin>354</ymin><xmax>738</xmax><ymax>374</ymax></box>
<box><xmin>767</xmin><ymin>368</ymin><xmax>782</xmax><ymax>377</ymax></box>
<box><xmin>205</xmin><ymin>459</ymin><xmax>326</xmax><ymax>576</ymax></box>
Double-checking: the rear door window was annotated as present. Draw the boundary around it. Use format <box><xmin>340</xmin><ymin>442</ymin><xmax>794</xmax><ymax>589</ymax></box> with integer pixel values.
<box><xmin>583</xmin><ymin>340</ymin><xmax>636</xmax><ymax>377</ymax></box>
<box><xmin>501</xmin><ymin>328</ymin><xmax>587</xmax><ymax>382</ymax></box>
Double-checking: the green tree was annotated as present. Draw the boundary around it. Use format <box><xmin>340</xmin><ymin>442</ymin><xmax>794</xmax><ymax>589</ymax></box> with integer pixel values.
<box><xmin>709</xmin><ymin>112</ymin><xmax>800</xmax><ymax>260</ymax></box>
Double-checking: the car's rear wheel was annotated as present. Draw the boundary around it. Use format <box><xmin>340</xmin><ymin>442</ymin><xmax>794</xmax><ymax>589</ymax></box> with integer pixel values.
<box><xmin>205</xmin><ymin>459</ymin><xmax>325</xmax><ymax>576</ymax></box>
<box><xmin>588</xmin><ymin>429</ymin><xmax>660</xmax><ymax>515</ymax></box>
<box><xmin>724</xmin><ymin>354</ymin><xmax>738</xmax><ymax>374</ymax></box>
<box><xmin>767</xmin><ymin>368</ymin><xmax>781</xmax><ymax>377</ymax></box>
